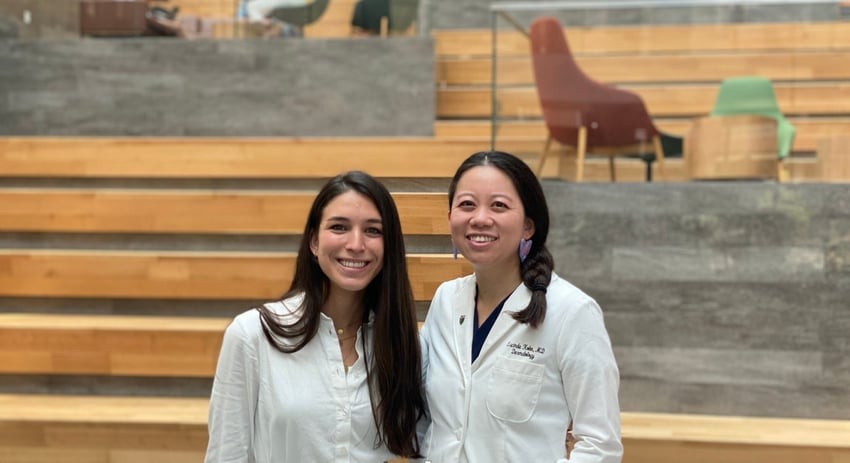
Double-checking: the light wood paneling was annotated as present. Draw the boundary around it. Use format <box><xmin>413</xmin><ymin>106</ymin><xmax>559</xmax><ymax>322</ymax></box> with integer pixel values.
<box><xmin>434</xmin><ymin>22</ymin><xmax>850</xmax><ymax>57</ymax></box>
<box><xmin>0</xmin><ymin>190</ymin><xmax>449</xmax><ymax>235</ymax></box>
<box><xmin>1</xmin><ymin>396</ymin><xmax>848</xmax><ymax>463</ymax></box>
<box><xmin>621</xmin><ymin>412</ymin><xmax>850</xmax><ymax>463</ymax></box>
<box><xmin>816</xmin><ymin>135</ymin><xmax>850</xmax><ymax>181</ymax></box>
<box><xmin>0</xmin><ymin>394</ymin><xmax>207</xmax><ymax>463</ymax></box>
<box><xmin>0</xmin><ymin>251</ymin><xmax>470</xmax><ymax>300</ymax></box>
<box><xmin>436</xmin><ymin>51</ymin><xmax>850</xmax><ymax>86</ymax></box>
<box><xmin>437</xmin><ymin>83</ymin><xmax>850</xmax><ymax>119</ymax></box>
<box><xmin>170</xmin><ymin>0</ymin><xmax>236</xmax><ymax>19</ymax></box>
<box><xmin>0</xmin><ymin>314</ymin><xmax>227</xmax><ymax>377</ymax></box>
<box><xmin>0</xmin><ymin>138</ymin><xmax>539</xmax><ymax>179</ymax></box>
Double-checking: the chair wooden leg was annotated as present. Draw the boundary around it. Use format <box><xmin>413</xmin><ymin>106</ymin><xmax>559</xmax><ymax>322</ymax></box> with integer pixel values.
<box><xmin>777</xmin><ymin>159</ymin><xmax>790</xmax><ymax>182</ymax></box>
<box><xmin>576</xmin><ymin>126</ymin><xmax>587</xmax><ymax>182</ymax></box>
<box><xmin>608</xmin><ymin>155</ymin><xmax>616</xmax><ymax>182</ymax></box>
<box><xmin>652</xmin><ymin>134</ymin><xmax>667</xmax><ymax>181</ymax></box>
<box><xmin>537</xmin><ymin>135</ymin><xmax>553</xmax><ymax>178</ymax></box>
<box><xmin>380</xmin><ymin>16</ymin><xmax>388</xmax><ymax>38</ymax></box>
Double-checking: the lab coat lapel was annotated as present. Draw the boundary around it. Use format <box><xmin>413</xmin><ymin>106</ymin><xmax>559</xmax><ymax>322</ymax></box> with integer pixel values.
<box><xmin>471</xmin><ymin>283</ymin><xmax>531</xmax><ymax>372</ymax></box>
<box><xmin>452</xmin><ymin>278</ymin><xmax>477</xmax><ymax>377</ymax></box>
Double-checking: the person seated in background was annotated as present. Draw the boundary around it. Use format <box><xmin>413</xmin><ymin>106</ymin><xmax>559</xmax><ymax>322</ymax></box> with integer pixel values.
<box><xmin>237</xmin><ymin>0</ymin><xmax>304</xmax><ymax>37</ymax></box>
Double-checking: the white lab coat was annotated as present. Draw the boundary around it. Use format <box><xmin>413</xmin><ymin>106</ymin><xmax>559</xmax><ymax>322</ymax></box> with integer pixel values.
<box><xmin>420</xmin><ymin>272</ymin><xmax>623</xmax><ymax>463</ymax></box>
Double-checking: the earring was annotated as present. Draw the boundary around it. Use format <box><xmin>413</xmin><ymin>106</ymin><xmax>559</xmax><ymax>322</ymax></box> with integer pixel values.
<box><xmin>519</xmin><ymin>238</ymin><xmax>532</xmax><ymax>263</ymax></box>
<box><xmin>453</xmin><ymin>246</ymin><xmax>458</xmax><ymax>260</ymax></box>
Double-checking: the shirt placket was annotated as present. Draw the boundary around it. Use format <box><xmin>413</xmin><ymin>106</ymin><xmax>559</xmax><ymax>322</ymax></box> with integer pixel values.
<box><xmin>321</xmin><ymin>320</ymin><xmax>353</xmax><ymax>463</ymax></box>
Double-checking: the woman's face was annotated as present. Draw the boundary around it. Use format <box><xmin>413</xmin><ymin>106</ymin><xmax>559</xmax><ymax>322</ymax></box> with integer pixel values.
<box><xmin>311</xmin><ymin>190</ymin><xmax>385</xmax><ymax>296</ymax></box>
<box><xmin>449</xmin><ymin>165</ymin><xmax>534</xmax><ymax>271</ymax></box>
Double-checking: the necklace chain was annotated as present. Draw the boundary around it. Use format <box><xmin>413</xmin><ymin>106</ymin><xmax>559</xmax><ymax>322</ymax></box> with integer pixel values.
<box><xmin>336</xmin><ymin>325</ymin><xmax>360</xmax><ymax>370</ymax></box>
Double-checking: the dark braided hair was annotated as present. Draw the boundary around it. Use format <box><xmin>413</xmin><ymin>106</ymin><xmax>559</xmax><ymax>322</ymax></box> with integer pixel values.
<box><xmin>448</xmin><ymin>151</ymin><xmax>553</xmax><ymax>327</ymax></box>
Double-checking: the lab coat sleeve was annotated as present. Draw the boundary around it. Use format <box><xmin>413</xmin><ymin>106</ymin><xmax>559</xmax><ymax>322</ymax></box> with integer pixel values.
<box><xmin>205</xmin><ymin>314</ymin><xmax>260</xmax><ymax>463</ymax></box>
<box><xmin>556</xmin><ymin>300</ymin><xmax>623</xmax><ymax>463</ymax></box>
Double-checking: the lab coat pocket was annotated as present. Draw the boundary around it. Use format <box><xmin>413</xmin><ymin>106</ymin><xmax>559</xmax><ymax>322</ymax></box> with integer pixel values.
<box><xmin>485</xmin><ymin>357</ymin><xmax>544</xmax><ymax>423</ymax></box>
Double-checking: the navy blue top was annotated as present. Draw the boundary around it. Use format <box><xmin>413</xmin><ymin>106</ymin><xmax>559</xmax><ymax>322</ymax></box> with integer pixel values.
<box><xmin>471</xmin><ymin>289</ymin><xmax>510</xmax><ymax>363</ymax></box>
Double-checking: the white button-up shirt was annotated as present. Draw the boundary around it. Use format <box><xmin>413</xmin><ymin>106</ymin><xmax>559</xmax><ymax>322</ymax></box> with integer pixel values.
<box><xmin>420</xmin><ymin>273</ymin><xmax>623</xmax><ymax>463</ymax></box>
<box><xmin>205</xmin><ymin>294</ymin><xmax>397</xmax><ymax>463</ymax></box>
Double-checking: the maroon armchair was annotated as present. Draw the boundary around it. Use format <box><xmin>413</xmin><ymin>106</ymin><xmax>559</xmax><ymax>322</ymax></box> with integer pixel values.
<box><xmin>529</xmin><ymin>16</ymin><xmax>666</xmax><ymax>182</ymax></box>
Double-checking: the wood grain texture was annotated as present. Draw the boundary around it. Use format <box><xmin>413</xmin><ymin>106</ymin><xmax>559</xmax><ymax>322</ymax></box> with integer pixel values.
<box><xmin>0</xmin><ymin>190</ymin><xmax>449</xmax><ymax>235</ymax></box>
<box><xmin>0</xmin><ymin>251</ymin><xmax>471</xmax><ymax>300</ymax></box>
<box><xmin>1</xmin><ymin>396</ymin><xmax>848</xmax><ymax>463</ymax></box>
<box><xmin>436</xmin><ymin>51</ymin><xmax>850</xmax><ymax>86</ymax></box>
<box><xmin>0</xmin><ymin>138</ymin><xmax>539</xmax><ymax>178</ymax></box>
<box><xmin>434</xmin><ymin>22</ymin><xmax>850</xmax><ymax>57</ymax></box>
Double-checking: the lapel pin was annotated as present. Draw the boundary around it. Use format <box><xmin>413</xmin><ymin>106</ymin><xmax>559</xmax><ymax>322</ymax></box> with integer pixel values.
<box><xmin>459</xmin><ymin>315</ymin><xmax>466</xmax><ymax>325</ymax></box>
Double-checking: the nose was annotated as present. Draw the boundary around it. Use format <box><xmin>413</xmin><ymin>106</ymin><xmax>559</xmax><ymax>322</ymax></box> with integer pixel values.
<box><xmin>470</xmin><ymin>208</ymin><xmax>492</xmax><ymax>227</ymax></box>
<box><xmin>345</xmin><ymin>230</ymin><xmax>366</xmax><ymax>252</ymax></box>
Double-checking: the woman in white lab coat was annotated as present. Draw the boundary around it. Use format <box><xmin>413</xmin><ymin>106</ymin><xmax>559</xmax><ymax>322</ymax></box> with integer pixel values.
<box><xmin>420</xmin><ymin>151</ymin><xmax>623</xmax><ymax>463</ymax></box>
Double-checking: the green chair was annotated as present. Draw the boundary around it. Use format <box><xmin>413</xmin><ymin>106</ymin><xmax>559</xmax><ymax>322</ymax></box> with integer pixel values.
<box><xmin>268</xmin><ymin>0</ymin><xmax>330</xmax><ymax>28</ymax></box>
<box><xmin>710</xmin><ymin>76</ymin><xmax>796</xmax><ymax>160</ymax></box>
<box><xmin>351</xmin><ymin>0</ymin><xmax>418</xmax><ymax>35</ymax></box>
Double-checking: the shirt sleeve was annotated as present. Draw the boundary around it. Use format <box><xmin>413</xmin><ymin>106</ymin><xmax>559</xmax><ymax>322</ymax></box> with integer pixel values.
<box><xmin>205</xmin><ymin>314</ymin><xmax>260</xmax><ymax>463</ymax></box>
<box><xmin>556</xmin><ymin>300</ymin><xmax>623</xmax><ymax>463</ymax></box>
<box><xmin>415</xmin><ymin>290</ymin><xmax>437</xmax><ymax>456</ymax></box>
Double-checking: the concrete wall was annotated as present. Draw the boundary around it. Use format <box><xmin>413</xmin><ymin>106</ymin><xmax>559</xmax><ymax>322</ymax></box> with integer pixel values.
<box><xmin>0</xmin><ymin>38</ymin><xmax>434</xmax><ymax>136</ymax></box>
<box><xmin>545</xmin><ymin>182</ymin><xmax>850</xmax><ymax>419</ymax></box>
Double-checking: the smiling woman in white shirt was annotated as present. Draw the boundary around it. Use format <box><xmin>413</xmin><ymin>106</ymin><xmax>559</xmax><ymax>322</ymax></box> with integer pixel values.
<box><xmin>419</xmin><ymin>151</ymin><xmax>623</xmax><ymax>463</ymax></box>
<box><xmin>205</xmin><ymin>171</ymin><xmax>426</xmax><ymax>463</ymax></box>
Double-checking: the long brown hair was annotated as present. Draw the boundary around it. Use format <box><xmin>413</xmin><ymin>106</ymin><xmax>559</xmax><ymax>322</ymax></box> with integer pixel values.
<box><xmin>448</xmin><ymin>151</ymin><xmax>554</xmax><ymax>327</ymax></box>
<box><xmin>257</xmin><ymin>171</ymin><xmax>425</xmax><ymax>457</ymax></box>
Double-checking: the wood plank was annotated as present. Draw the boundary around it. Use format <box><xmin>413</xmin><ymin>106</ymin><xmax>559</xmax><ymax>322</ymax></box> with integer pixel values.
<box><xmin>0</xmin><ymin>251</ymin><xmax>470</xmax><ymax>300</ymax></box>
<box><xmin>0</xmin><ymin>316</ymin><xmax>428</xmax><ymax>377</ymax></box>
<box><xmin>436</xmin><ymin>51</ymin><xmax>850</xmax><ymax>86</ymax></box>
<box><xmin>433</xmin><ymin>22</ymin><xmax>850</xmax><ymax>57</ymax></box>
<box><xmin>622</xmin><ymin>440</ymin><xmax>850</xmax><ymax>463</ymax></box>
<box><xmin>0</xmin><ymin>395</ymin><xmax>208</xmax><ymax>462</ymax></box>
<box><xmin>170</xmin><ymin>0</ymin><xmax>235</xmax><ymax>18</ymax></box>
<box><xmin>437</xmin><ymin>82</ymin><xmax>850</xmax><ymax>119</ymax></box>
<box><xmin>1</xmin><ymin>396</ymin><xmax>848</xmax><ymax>463</ymax></box>
<box><xmin>0</xmin><ymin>314</ymin><xmax>227</xmax><ymax>377</ymax></box>
<box><xmin>0</xmin><ymin>190</ymin><xmax>450</xmax><ymax>235</ymax></box>
<box><xmin>0</xmin><ymin>138</ymin><xmax>542</xmax><ymax>179</ymax></box>
<box><xmin>436</xmin><ymin>117</ymin><xmax>850</xmax><ymax>153</ymax></box>
<box><xmin>0</xmin><ymin>314</ymin><xmax>426</xmax><ymax>377</ymax></box>
<box><xmin>620</xmin><ymin>412</ymin><xmax>850</xmax><ymax>448</ymax></box>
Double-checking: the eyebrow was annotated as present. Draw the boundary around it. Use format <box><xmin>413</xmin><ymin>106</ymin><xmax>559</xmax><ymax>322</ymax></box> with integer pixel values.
<box><xmin>455</xmin><ymin>192</ymin><xmax>515</xmax><ymax>202</ymax></box>
<box><xmin>325</xmin><ymin>216</ymin><xmax>383</xmax><ymax>224</ymax></box>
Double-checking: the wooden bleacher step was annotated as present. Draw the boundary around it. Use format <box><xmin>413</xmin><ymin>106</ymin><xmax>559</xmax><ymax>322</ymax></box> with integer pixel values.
<box><xmin>0</xmin><ymin>190</ymin><xmax>450</xmax><ymax>235</ymax></box>
<box><xmin>1</xmin><ymin>394</ymin><xmax>848</xmax><ymax>463</ymax></box>
<box><xmin>0</xmin><ymin>250</ymin><xmax>471</xmax><ymax>300</ymax></box>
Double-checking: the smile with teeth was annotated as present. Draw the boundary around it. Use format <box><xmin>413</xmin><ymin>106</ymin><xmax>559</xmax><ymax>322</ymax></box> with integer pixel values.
<box><xmin>338</xmin><ymin>259</ymin><xmax>368</xmax><ymax>268</ymax></box>
<box><xmin>468</xmin><ymin>235</ymin><xmax>496</xmax><ymax>242</ymax></box>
